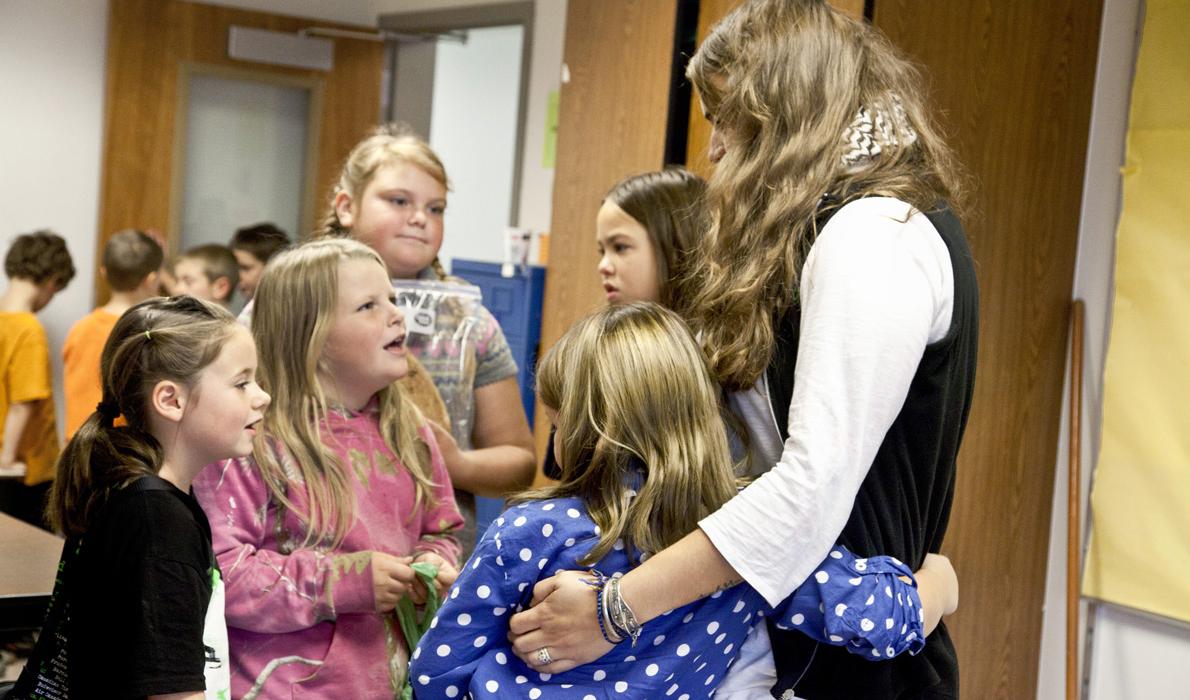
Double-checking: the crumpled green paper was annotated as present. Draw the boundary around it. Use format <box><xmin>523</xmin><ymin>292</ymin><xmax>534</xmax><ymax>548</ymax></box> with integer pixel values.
<box><xmin>395</xmin><ymin>561</ymin><xmax>442</xmax><ymax>700</ymax></box>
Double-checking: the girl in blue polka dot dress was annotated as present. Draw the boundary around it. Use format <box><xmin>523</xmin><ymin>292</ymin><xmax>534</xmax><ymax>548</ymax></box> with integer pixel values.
<box><xmin>410</xmin><ymin>303</ymin><xmax>949</xmax><ymax>698</ymax></box>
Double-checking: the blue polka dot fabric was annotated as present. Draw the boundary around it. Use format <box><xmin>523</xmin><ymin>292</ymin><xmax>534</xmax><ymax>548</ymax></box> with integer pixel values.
<box><xmin>410</xmin><ymin>497</ymin><xmax>925</xmax><ymax>698</ymax></box>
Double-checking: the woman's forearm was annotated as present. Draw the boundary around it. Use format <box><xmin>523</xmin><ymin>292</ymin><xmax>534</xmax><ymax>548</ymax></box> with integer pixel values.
<box><xmin>619</xmin><ymin>527</ymin><xmax>743</xmax><ymax>623</ymax></box>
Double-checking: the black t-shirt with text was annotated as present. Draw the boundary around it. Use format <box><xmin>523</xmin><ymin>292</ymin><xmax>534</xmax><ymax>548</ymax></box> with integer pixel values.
<box><xmin>12</xmin><ymin>475</ymin><xmax>228</xmax><ymax>700</ymax></box>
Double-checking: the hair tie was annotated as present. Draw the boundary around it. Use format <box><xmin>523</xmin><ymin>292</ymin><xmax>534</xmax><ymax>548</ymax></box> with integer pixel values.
<box><xmin>144</xmin><ymin>329</ymin><xmax>152</xmax><ymax>341</ymax></box>
<box><xmin>95</xmin><ymin>400</ymin><xmax>120</xmax><ymax>425</ymax></box>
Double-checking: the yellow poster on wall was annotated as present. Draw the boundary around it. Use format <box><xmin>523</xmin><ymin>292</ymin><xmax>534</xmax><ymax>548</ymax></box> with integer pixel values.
<box><xmin>1083</xmin><ymin>0</ymin><xmax>1190</xmax><ymax>622</ymax></box>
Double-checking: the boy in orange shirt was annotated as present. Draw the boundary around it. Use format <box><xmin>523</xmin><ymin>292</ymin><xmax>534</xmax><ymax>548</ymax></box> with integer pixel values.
<box><xmin>62</xmin><ymin>229</ymin><xmax>162</xmax><ymax>439</ymax></box>
<box><xmin>0</xmin><ymin>230</ymin><xmax>74</xmax><ymax>529</ymax></box>
<box><xmin>172</xmin><ymin>243</ymin><xmax>238</xmax><ymax>308</ymax></box>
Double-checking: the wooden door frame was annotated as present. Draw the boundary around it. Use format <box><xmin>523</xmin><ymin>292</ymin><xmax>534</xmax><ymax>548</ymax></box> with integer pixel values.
<box><xmin>167</xmin><ymin>61</ymin><xmax>325</xmax><ymax>257</ymax></box>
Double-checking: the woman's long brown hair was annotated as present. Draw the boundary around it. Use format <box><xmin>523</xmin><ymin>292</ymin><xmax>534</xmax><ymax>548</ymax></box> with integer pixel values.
<box><xmin>686</xmin><ymin>0</ymin><xmax>968</xmax><ymax>391</ymax></box>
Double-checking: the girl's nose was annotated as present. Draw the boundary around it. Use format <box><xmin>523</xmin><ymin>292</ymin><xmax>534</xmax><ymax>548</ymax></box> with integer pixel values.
<box><xmin>408</xmin><ymin>208</ymin><xmax>427</xmax><ymax>226</ymax></box>
<box><xmin>598</xmin><ymin>255</ymin><xmax>613</xmax><ymax>275</ymax></box>
<box><xmin>389</xmin><ymin>303</ymin><xmax>406</xmax><ymax>326</ymax></box>
<box><xmin>254</xmin><ymin>386</ymin><xmax>271</xmax><ymax>410</ymax></box>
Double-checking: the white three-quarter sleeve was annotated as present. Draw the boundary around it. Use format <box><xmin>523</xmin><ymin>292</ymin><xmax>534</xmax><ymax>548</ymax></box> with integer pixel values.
<box><xmin>699</xmin><ymin>197</ymin><xmax>953</xmax><ymax>606</ymax></box>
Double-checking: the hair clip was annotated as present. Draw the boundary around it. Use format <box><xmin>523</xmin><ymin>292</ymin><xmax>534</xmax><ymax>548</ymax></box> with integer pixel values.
<box><xmin>144</xmin><ymin>329</ymin><xmax>152</xmax><ymax>341</ymax></box>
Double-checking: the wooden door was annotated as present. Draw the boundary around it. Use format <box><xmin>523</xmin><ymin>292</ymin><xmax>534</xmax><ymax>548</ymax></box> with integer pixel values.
<box><xmin>95</xmin><ymin>0</ymin><xmax>384</xmax><ymax>301</ymax></box>
<box><xmin>873</xmin><ymin>2</ymin><xmax>1102</xmax><ymax>697</ymax></box>
<box><xmin>531</xmin><ymin>0</ymin><xmax>680</xmax><ymax>473</ymax></box>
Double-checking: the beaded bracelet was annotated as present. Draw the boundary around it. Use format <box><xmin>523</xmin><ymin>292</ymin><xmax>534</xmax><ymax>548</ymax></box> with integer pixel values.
<box><xmin>582</xmin><ymin>570</ymin><xmax>623</xmax><ymax>645</ymax></box>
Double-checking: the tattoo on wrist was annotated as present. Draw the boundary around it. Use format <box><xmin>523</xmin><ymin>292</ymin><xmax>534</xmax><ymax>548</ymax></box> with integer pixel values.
<box><xmin>701</xmin><ymin>578</ymin><xmax>743</xmax><ymax>598</ymax></box>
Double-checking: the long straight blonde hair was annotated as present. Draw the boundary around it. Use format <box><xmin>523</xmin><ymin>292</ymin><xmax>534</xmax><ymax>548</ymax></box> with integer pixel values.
<box><xmin>524</xmin><ymin>303</ymin><xmax>738</xmax><ymax>565</ymax></box>
<box><xmin>251</xmin><ymin>238</ymin><xmax>435</xmax><ymax>547</ymax></box>
<box><xmin>686</xmin><ymin>0</ymin><xmax>968</xmax><ymax>391</ymax></box>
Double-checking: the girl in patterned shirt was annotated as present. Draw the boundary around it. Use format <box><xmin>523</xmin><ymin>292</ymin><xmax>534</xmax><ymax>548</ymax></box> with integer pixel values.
<box><xmin>194</xmin><ymin>239</ymin><xmax>464</xmax><ymax>699</ymax></box>
<box><xmin>411</xmin><ymin>303</ymin><xmax>947</xmax><ymax>699</ymax></box>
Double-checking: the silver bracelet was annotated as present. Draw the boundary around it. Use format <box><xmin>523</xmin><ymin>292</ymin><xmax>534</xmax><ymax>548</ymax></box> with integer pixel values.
<box><xmin>605</xmin><ymin>572</ymin><xmax>642</xmax><ymax>645</ymax></box>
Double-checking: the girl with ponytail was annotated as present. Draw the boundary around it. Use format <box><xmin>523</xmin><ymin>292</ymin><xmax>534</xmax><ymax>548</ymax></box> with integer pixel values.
<box><xmin>13</xmin><ymin>295</ymin><xmax>270</xmax><ymax>699</ymax></box>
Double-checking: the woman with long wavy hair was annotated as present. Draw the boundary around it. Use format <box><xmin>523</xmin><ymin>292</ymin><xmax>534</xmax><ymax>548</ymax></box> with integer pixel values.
<box><xmin>508</xmin><ymin>1</ymin><xmax>976</xmax><ymax>698</ymax></box>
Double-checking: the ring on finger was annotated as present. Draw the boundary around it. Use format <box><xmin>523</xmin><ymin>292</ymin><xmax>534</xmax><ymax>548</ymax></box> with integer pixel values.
<box><xmin>536</xmin><ymin>647</ymin><xmax>553</xmax><ymax>666</ymax></box>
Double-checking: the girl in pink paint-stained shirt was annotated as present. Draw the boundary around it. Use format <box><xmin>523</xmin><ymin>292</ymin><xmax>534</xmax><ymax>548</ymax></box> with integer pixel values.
<box><xmin>194</xmin><ymin>238</ymin><xmax>464</xmax><ymax>699</ymax></box>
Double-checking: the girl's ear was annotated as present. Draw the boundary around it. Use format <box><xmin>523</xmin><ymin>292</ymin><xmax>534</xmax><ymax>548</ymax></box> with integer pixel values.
<box><xmin>149</xmin><ymin>379</ymin><xmax>188</xmax><ymax>424</ymax></box>
<box><xmin>333</xmin><ymin>190</ymin><xmax>356</xmax><ymax>228</ymax></box>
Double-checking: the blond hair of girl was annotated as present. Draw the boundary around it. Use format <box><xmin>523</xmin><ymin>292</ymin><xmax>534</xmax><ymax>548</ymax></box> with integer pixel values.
<box><xmin>316</xmin><ymin>122</ymin><xmax>453</xmax><ymax>281</ymax></box>
<box><xmin>251</xmin><ymin>238</ymin><xmax>435</xmax><ymax>547</ymax></box>
<box><xmin>523</xmin><ymin>302</ymin><xmax>738</xmax><ymax>565</ymax></box>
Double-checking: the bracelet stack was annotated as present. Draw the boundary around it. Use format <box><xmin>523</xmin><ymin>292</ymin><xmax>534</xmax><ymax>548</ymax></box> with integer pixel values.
<box><xmin>584</xmin><ymin>570</ymin><xmax>642</xmax><ymax>646</ymax></box>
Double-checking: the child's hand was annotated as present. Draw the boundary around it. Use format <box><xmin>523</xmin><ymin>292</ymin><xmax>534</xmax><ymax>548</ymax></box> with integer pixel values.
<box><xmin>372</xmin><ymin>552</ymin><xmax>417</xmax><ymax>613</ymax></box>
<box><xmin>913</xmin><ymin>552</ymin><xmax>959</xmax><ymax>636</ymax></box>
<box><xmin>921</xmin><ymin>553</ymin><xmax>959</xmax><ymax>615</ymax></box>
<box><xmin>413</xmin><ymin>551</ymin><xmax>460</xmax><ymax>599</ymax></box>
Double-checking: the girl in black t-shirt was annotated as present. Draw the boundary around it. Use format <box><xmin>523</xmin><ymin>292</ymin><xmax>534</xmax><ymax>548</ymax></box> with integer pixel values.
<box><xmin>11</xmin><ymin>296</ymin><xmax>270</xmax><ymax>700</ymax></box>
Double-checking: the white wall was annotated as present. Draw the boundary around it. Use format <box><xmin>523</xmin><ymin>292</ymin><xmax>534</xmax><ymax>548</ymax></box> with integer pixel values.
<box><xmin>0</xmin><ymin>0</ymin><xmax>109</xmax><ymax>436</ymax></box>
<box><xmin>1036</xmin><ymin>0</ymin><xmax>1190</xmax><ymax>697</ymax></box>
<box><xmin>430</xmin><ymin>24</ymin><xmax>525</xmax><ymax>269</ymax></box>
<box><xmin>514</xmin><ymin>0</ymin><xmax>566</xmax><ymax>240</ymax></box>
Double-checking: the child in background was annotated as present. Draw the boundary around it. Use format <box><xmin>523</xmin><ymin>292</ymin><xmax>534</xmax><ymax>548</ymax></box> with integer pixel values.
<box><xmin>62</xmin><ymin>228</ymin><xmax>163</xmax><ymax>439</ymax></box>
<box><xmin>229</xmin><ymin>222</ymin><xmax>290</xmax><ymax>301</ymax></box>
<box><xmin>173</xmin><ymin>243</ymin><xmax>239</xmax><ymax>307</ymax></box>
<box><xmin>0</xmin><ymin>230</ymin><xmax>74</xmax><ymax>529</ymax></box>
<box><xmin>194</xmin><ymin>238</ymin><xmax>464</xmax><ymax>699</ymax></box>
<box><xmin>542</xmin><ymin>168</ymin><xmax>708</xmax><ymax>480</ymax></box>
<box><xmin>11</xmin><ymin>296</ymin><xmax>269</xmax><ymax>698</ymax></box>
<box><xmin>317</xmin><ymin>123</ymin><xmax>535</xmax><ymax>553</ymax></box>
<box><xmin>411</xmin><ymin>303</ymin><xmax>950</xmax><ymax>698</ymax></box>
<box><xmin>596</xmin><ymin>168</ymin><xmax>706</xmax><ymax>309</ymax></box>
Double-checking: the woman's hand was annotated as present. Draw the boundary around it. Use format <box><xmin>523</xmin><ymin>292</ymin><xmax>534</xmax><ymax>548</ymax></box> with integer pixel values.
<box><xmin>507</xmin><ymin>570</ymin><xmax>615</xmax><ymax>673</ymax></box>
<box><xmin>372</xmin><ymin>552</ymin><xmax>418</xmax><ymax>612</ymax></box>
<box><xmin>413</xmin><ymin>550</ymin><xmax>460</xmax><ymax>599</ymax></box>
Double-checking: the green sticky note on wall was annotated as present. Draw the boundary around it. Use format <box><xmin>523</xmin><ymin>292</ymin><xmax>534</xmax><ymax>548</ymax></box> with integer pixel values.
<box><xmin>543</xmin><ymin>90</ymin><xmax>559</xmax><ymax>168</ymax></box>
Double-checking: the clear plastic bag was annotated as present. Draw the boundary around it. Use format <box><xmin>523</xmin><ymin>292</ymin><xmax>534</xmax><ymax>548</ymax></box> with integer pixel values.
<box><xmin>391</xmin><ymin>279</ymin><xmax>486</xmax><ymax>449</ymax></box>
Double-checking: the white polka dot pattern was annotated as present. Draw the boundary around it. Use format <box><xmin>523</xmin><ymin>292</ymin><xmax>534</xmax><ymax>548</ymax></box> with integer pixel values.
<box><xmin>407</xmin><ymin>499</ymin><xmax>925</xmax><ymax>698</ymax></box>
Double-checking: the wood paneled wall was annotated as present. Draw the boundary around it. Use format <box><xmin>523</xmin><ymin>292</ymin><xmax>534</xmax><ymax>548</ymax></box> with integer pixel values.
<box><xmin>531</xmin><ymin>0</ymin><xmax>679</xmax><ymax>476</ymax></box>
<box><xmin>96</xmin><ymin>0</ymin><xmax>383</xmax><ymax>301</ymax></box>
<box><xmin>873</xmin><ymin>2</ymin><xmax>1102</xmax><ymax>697</ymax></box>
